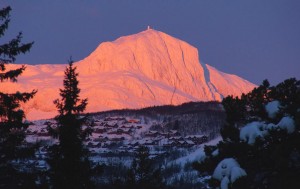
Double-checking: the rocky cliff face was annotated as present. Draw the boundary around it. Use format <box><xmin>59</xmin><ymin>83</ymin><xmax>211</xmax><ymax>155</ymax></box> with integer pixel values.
<box><xmin>0</xmin><ymin>29</ymin><xmax>256</xmax><ymax>120</ymax></box>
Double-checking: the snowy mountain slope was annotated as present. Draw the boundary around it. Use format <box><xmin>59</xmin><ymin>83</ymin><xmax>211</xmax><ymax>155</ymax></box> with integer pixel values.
<box><xmin>0</xmin><ymin>29</ymin><xmax>256</xmax><ymax>120</ymax></box>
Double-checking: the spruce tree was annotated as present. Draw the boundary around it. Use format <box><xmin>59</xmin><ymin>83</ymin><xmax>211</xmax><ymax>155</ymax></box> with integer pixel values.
<box><xmin>47</xmin><ymin>60</ymin><xmax>93</xmax><ymax>189</ymax></box>
<box><xmin>0</xmin><ymin>6</ymin><xmax>37</xmax><ymax>188</ymax></box>
<box><xmin>127</xmin><ymin>146</ymin><xmax>166</xmax><ymax>189</ymax></box>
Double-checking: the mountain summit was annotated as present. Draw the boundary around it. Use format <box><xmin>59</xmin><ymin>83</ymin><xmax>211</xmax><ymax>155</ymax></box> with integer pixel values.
<box><xmin>1</xmin><ymin>29</ymin><xmax>255</xmax><ymax>120</ymax></box>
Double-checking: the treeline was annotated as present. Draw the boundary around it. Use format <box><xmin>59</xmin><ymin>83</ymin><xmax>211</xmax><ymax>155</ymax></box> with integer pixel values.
<box><xmin>93</xmin><ymin>101</ymin><xmax>223</xmax><ymax>116</ymax></box>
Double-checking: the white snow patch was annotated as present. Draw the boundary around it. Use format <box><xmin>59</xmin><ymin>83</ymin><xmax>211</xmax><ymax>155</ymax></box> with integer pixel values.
<box><xmin>240</xmin><ymin>122</ymin><xmax>267</xmax><ymax>145</ymax></box>
<box><xmin>173</xmin><ymin>136</ymin><xmax>222</xmax><ymax>167</ymax></box>
<box><xmin>212</xmin><ymin>149</ymin><xmax>219</xmax><ymax>157</ymax></box>
<box><xmin>265</xmin><ymin>101</ymin><xmax>280</xmax><ymax>119</ymax></box>
<box><xmin>265</xmin><ymin>123</ymin><xmax>276</xmax><ymax>130</ymax></box>
<box><xmin>240</xmin><ymin>116</ymin><xmax>296</xmax><ymax>145</ymax></box>
<box><xmin>230</xmin><ymin>166</ymin><xmax>247</xmax><ymax>182</ymax></box>
<box><xmin>213</xmin><ymin>158</ymin><xmax>240</xmax><ymax>181</ymax></box>
<box><xmin>175</xmin><ymin>148</ymin><xmax>206</xmax><ymax>166</ymax></box>
<box><xmin>213</xmin><ymin>158</ymin><xmax>246</xmax><ymax>185</ymax></box>
<box><xmin>277</xmin><ymin>116</ymin><xmax>295</xmax><ymax>134</ymax></box>
<box><xmin>220</xmin><ymin>176</ymin><xmax>230</xmax><ymax>189</ymax></box>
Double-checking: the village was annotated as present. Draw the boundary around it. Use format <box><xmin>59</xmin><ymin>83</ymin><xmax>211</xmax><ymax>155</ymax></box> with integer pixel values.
<box><xmin>25</xmin><ymin>116</ymin><xmax>208</xmax><ymax>157</ymax></box>
<box><xmin>18</xmin><ymin>114</ymin><xmax>215</xmax><ymax>187</ymax></box>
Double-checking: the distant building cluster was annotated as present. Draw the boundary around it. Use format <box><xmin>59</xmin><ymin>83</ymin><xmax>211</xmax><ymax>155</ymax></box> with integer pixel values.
<box><xmin>25</xmin><ymin>115</ymin><xmax>208</xmax><ymax>155</ymax></box>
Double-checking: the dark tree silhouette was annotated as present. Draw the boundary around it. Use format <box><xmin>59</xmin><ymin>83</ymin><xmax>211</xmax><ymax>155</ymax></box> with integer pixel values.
<box><xmin>47</xmin><ymin>60</ymin><xmax>93</xmax><ymax>189</ymax></box>
<box><xmin>0</xmin><ymin>6</ymin><xmax>37</xmax><ymax>188</ymax></box>
<box><xmin>126</xmin><ymin>146</ymin><xmax>166</xmax><ymax>189</ymax></box>
<box><xmin>194</xmin><ymin>78</ymin><xmax>300</xmax><ymax>189</ymax></box>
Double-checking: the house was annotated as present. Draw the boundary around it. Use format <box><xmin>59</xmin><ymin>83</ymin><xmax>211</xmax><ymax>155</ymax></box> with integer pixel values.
<box><xmin>104</xmin><ymin>117</ymin><xmax>113</xmax><ymax>121</ymax></box>
<box><xmin>122</xmin><ymin>128</ymin><xmax>133</xmax><ymax>134</ymax></box>
<box><xmin>87</xmin><ymin>141</ymin><xmax>100</xmax><ymax>148</ymax></box>
<box><xmin>145</xmin><ymin>131</ymin><xmax>160</xmax><ymax>137</ymax></box>
<box><xmin>110</xmin><ymin>136</ymin><xmax>125</xmax><ymax>141</ymax></box>
<box><xmin>94</xmin><ymin>136</ymin><xmax>108</xmax><ymax>142</ymax></box>
<box><xmin>37</xmin><ymin>129</ymin><xmax>50</xmax><ymax>136</ymax></box>
<box><xmin>169</xmin><ymin>130</ymin><xmax>180</xmax><ymax>136</ymax></box>
<box><xmin>94</xmin><ymin>120</ymin><xmax>101</xmax><ymax>124</ymax></box>
<box><xmin>104</xmin><ymin>123</ymin><xmax>118</xmax><ymax>128</ymax></box>
<box><xmin>126</xmin><ymin>119</ymin><xmax>140</xmax><ymax>124</ymax></box>
<box><xmin>167</xmin><ymin>140</ymin><xmax>178</xmax><ymax>147</ymax></box>
<box><xmin>26</xmin><ymin>129</ymin><xmax>33</xmax><ymax>135</ymax></box>
<box><xmin>185</xmin><ymin>135</ymin><xmax>208</xmax><ymax>145</ymax></box>
<box><xmin>178</xmin><ymin>140</ymin><xmax>187</xmax><ymax>147</ymax></box>
<box><xmin>169</xmin><ymin>136</ymin><xmax>184</xmax><ymax>141</ymax></box>
<box><xmin>94</xmin><ymin>127</ymin><xmax>106</xmax><ymax>133</ymax></box>
<box><xmin>104</xmin><ymin>116</ymin><xmax>126</xmax><ymax>121</ymax></box>
<box><xmin>121</xmin><ymin>125</ymin><xmax>134</xmax><ymax>129</ymax></box>
<box><xmin>130</xmin><ymin>141</ymin><xmax>140</xmax><ymax>147</ymax></box>
<box><xmin>37</xmin><ymin>132</ymin><xmax>50</xmax><ymax>137</ymax></box>
<box><xmin>160</xmin><ymin>132</ymin><xmax>169</xmax><ymax>137</ymax></box>
<box><xmin>185</xmin><ymin>140</ymin><xmax>195</xmax><ymax>147</ymax></box>
<box><xmin>116</xmin><ymin>117</ymin><xmax>126</xmax><ymax>121</ymax></box>
<box><xmin>108</xmin><ymin>128</ymin><xmax>131</xmax><ymax>135</ymax></box>
<box><xmin>92</xmin><ymin>120</ymin><xmax>103</xmax><ymax>126</ymax></box>
<box><xmin>144</xmin><ymin>139</ymin><xmax>157</xmax><ymax>145</ymax></box>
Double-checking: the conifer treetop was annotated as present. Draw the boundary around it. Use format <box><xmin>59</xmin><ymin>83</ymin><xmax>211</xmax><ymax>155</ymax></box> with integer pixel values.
<box><xmin>54</xmin><ymin>60</ymin><xmax>87</xmax><ymax>116</ymax></box>
<box><xmin>0</xmin><ymin>6</ymin><xmax>33</xmax><ymax>81</ymax></box>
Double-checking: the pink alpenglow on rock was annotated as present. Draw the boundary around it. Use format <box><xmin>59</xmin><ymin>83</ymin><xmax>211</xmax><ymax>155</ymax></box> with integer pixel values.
<box><xmin>0</xmin><ymin>29</ymin><xmax>256</xmax><ymax>120</ymax></box>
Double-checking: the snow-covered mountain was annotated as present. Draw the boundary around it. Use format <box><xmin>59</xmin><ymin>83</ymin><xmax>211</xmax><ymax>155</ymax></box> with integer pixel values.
<box><xmin>0</xmin><ymin>29</ymin><xmax>256</xmax><ymax>120</ymax></box>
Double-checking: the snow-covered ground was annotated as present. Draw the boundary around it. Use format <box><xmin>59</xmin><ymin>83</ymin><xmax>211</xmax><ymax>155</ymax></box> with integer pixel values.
<box><xmin>23</xmin><ymin>113</ymin><xmax>220</xmax><ymax>186</ymax></box>
<box><xmin>173</xmin><ymin>136</ymin><xmax>222</xmax><ymax>167</ymax></box>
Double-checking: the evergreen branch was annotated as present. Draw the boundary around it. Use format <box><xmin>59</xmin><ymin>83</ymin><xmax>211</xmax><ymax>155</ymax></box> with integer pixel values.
<box><xmin>0</xmin><ymin>65</ymin><xmax>25</xmax><ymax>82</ymax></box>
<box><xmin>0</xmin><ymin>6</ymin><xmax>11</xmax><ymax>37</ymax></box>
<box><xmin>0</xmin><ymin>32</ymin><xmax>34</xmax><ymax>63</ymax></box>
